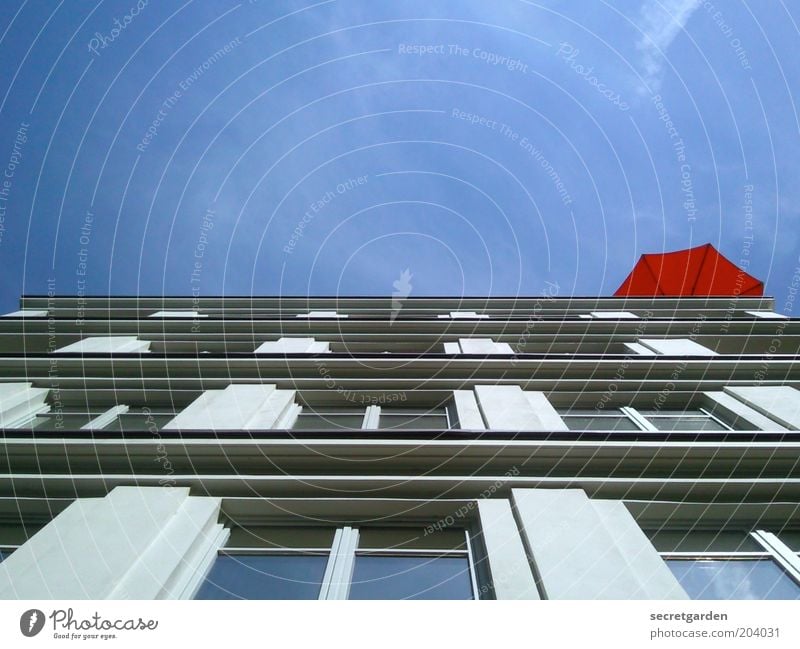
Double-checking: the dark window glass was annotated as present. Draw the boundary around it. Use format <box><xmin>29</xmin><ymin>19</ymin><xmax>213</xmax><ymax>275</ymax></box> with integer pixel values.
<box><xmin>778</xmin><ymin>531</ymin><xmax>800</xmax><ymax>552</ymax></box>
<box><xmin>378</xmin><ymin>413</ymin><xmax>449</xmax><ymax>430</ymax></box>
<box><xmin>293</xmin><ymin>413</ymin><xmax>365</xmax><ymax>430</ymax></box>
<box><xmin>667</xmin><ymin>559</ymin><xmax>800</xmax><ymax>600</ymax></box>
<box><xmin>647</xmin><ymin>530</ymin><xmax>761</xmax><ymax>552</ymax></box>
<box><xmin>0</xmin><ymin>549</ymin><xmax>8</xmax><ymax>562</ymax></box>
<box><xmin>358</xmin><ymin>527</ymin><xmax>466</xmax><ymax>551</ymax></box>
<box><xmin>349</xmin><ymin>555</ymin><xmax>473</xmax><ymax>600</ymax></box>
<box><xmin>227</xmin><ymin>526</ymin><xmax>336</xmax><ymax>549</ymax></box>
<box><xmin>108</xmin><ymin>414</ymin><xmax>175</xmax><ymax>432</ymax></box>
<box><xmin>647</xmin><ymin>417</ymin><xmax>727</xmax><ymax>431</ymax></box>
<box><xmin>195</xmin><ymin>554</ymin><xmax>328</xmax><ymax>600</ymax></box>
<box><xmin>27</xmin><ymin>414</ymin><xmax>96</xmax><ymax>431</ymax></box>
<box><xmin>562</xmin><ymin>416</ymin><xmax>640</xmax><ymax>431</ymax></box>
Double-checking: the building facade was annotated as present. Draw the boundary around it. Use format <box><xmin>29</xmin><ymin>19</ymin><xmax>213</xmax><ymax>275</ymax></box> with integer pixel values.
<box><xmin>0</xmin><ymin>294</ymin><xmax>798</xmax><ymax>599</ymax></box>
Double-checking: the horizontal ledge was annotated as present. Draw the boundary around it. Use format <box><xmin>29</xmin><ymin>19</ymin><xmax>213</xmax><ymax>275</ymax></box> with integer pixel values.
<box><xmin>2</xmin><ymin>429</ymin><xmax>800</xmax><ymax>443</ymax></box>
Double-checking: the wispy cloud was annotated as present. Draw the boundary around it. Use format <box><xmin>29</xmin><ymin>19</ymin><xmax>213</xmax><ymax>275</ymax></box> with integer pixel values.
<box><xmin>635</xmin><ymin>0</ymin><xmax>702</xmax><ymax>91</ymax></box>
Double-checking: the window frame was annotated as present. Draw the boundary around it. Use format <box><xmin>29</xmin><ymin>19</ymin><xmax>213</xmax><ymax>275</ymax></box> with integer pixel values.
<box><xmin>196</xmin><ymin>524</ymin><xmax>480</xmax><ymax>600</ymax></box>
<box><xmin>657</xmin><ymin>529</ymin><xmax>800</xmax><ymax>599</ymax></box>
<box><xmin>557</xmin><ymin>405</ymin><xmax>735</xmax><ymax>432</ymax></box>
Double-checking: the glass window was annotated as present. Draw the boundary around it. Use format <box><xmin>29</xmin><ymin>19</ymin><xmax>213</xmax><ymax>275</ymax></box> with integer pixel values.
<box><xmin>0</xmin><ymin>549</ymin><xmax>9</xmax><ymax>562</ymax></box>
<box><xmin>377</xmin><ymin>408</ymin><xmax>450</xmax><ymax>430</ymax></box>
<box><xmin>350</xmin><ymin>526</ymin><xmax>474</xmax><ymax>600</ymax></box>
<box><xmin>227</xmin><ymin>526</ymin><xmax>336</xmax><ymax>549</ymax></box>
<box><xmin>195</xmin><ymin>554</ymin><xmax>329</xmax><ymax>600</ymax></box>
<box><xmin>647</xmin><ymin>529</ymin><xmax>762</xmax><ymax>553</ymax></box>
<box><xmin>106</xmin><ymin>410</ymin><xmax>176</xmax><ymax>432</ymax></box>
<box><xmin>195</xmin><ymin>524</ymin><xmax>480</xmax><ymax>600</ymax></box>
<box><xmin>639</xmin><ymin>409</ymin><xmax>730</xmax><ymax>431</ymax></box>
<box><xmin>358</xmin><ymin>527</ymin><xmax>466</xmax><ymax>551</ymax></box>
<box><xmin>349</xmin><ymin>555</ymin><xmax>473</xmax><ymax>600</ymax></box>
<box><xmin>293</xmin><ymin>410</ymin><xmax>366</xmax><ymax>430</ymax></box>
<box><xmin>778</xmin><ymin>531</ymin><xmax>800</xmax><ymax>552</ymax></box>
<box><xmin>666</xmin><ymin>559</ymin><xmax>800</xmax><ymax>600</ymax></box>
<box><xmin>557</xmin><ymin>409</ymin><xmax>640</xmax><ymax>431</ymax></box>
<box><xmin>23</xmin><ymin>412</ymin><xmax>100</xmax><ymax>431</ymax></box>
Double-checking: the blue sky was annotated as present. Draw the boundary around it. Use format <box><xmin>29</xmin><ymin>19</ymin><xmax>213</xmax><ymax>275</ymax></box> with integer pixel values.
<box><xmin>0</xmin><ymin>0</ymin><xmax>798</xmax><ymax>311</ymax></box>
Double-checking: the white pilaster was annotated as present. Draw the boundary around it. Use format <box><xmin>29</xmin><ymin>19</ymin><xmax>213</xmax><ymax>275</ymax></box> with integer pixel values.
<box><xmin>458</xmin><ymin>338</ymin><xmax>514</xmax><ymax>354</ymax></box>
<box><xmin>511</xmin><ymin>488</ymin><xmax>687</xmax><ymax>600</ymax></box>
<box><xmin>162</xmin><ymin>384</ymin><xmax>299</xmax><ymax>430</ymax></box>
<box><xmin>724</xmin><ymin>386</ymin><xmax>800</xmax><ymax>430</ymax></box>
<box><xmin>0</xmin><ymin>486</ymin><xmax>227</xmax><ymax>599</ymax></box>
<box><xmin>149</xmin><ymin>311</ymin><xmax>207</xmax><ymax>318</ymax></box>
<box><xmin>55</xmin><ymin>336</ymin><xmax>151</xmax><ymax>354</ymax></box>
<box><xmin>704</xmin><ymin>391</ymin><xmax>787</xmax><ymax>431</ymax></box>
<box><xmin>474</xmin><ymin>386</ymin><xmax>566</xmax><ymax>431</ymax></box>
<box><xmin>638</xmin><ymin>338</ymin><xmax>717</xmax><ymax>356</ymax></box>
<box><xmin>477</xmin><ymin>499</ymin><xmax>539</xmax><ymax>599</ymax></box>
<box><xmin>0</xmin><ymin>382</ymin><xmax>50</xmax><ymax>428</ymax></box>
<box><xmin>452</xmin><ymin>390</ymin><xmax>486</xmax><ymax>430</ymax></box>
<box><xmin>255</xmin><ymin>337</ymin><xmax>330</xmax><ymax>353</ymax></box>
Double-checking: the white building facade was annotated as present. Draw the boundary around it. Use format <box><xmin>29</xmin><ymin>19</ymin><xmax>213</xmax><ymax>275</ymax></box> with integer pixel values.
<box><xmin>0</xmin><ymin>294</ymin><xmax>798</xmax><ymax>600</ymax></box>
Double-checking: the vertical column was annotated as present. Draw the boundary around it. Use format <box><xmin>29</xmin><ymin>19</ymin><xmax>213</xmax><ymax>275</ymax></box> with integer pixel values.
<box><xmin>55</xmin><ymin>336</ymin><xmax>151</xmax><ymax>353</ymax></box>
<box><xmin>477</xmin><ymin>500</ymin><xmax>539</xmax><ymax>599</ymax></box>
<box><xmin>0</xmin><ymin>486</ymin><xmax>227</xmax><ymax>599</ymax></box>
<box><xmin>0</xmin><ymin>383</ymin><xmax>50</xmax><ymax>428</ymax></box>
<box><xmin>511</xmin><ymin>488</ymin><xmax>687</xmax><ymax>599</ymax></box>
<box><xmin>724</xmin><ymin>386</ymin><xmax>800</xmax><ymax>430</ymax></box>
<box><xmin>474</xmin><ymin>386</ymin><xmax>566</xmax><ymax>431</ymax></box>
<box><xmin>162</xmin><ymin>384</ymin><xmax>300</xmax><ymax>430</ymax></box>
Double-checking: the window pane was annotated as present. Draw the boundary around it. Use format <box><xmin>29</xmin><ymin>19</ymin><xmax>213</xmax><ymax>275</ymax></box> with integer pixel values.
<box><xmin>378</xmin><ymin>414</ymin><xmax>449</xmax><ymax>430</ymax></box>
<box><xmin>666</xmin><ymin>559</ymin><xmax>800</xmax><ymax>600</ymax></box>
<box><xmin>227</xmin><ymin>526</ymin><xmax>336</xmax><ymax>549</ymax></box>
<box><xmin>27</xmin><ymin>414</ymin><xmax>95</xmax><ymax>430</ymax></box>
<box><xmin>349</xmin><ymin>556</ymin><xmax>473</xmax><ymax>600</ymax></box>
<box><xmin>293</xmin><ymin>413</ymin><xmax>365</xmax><ymax>429</ymax></box>
<box><xmin>562</xmin><ymin>416</ymin><xmax>639</xmax><ymax>431</ymax></box>
<box><xmin>0</xmin><ymin>550</ymin><xmax>8</xmax><ymax>562</ymax></box>
<box><xmin>639</xmin><ymin>410</ymin><xmax>706</xmax><ymax>416</ymax></box>
<box><xmin>778</xmin><ymin>531</ymin><xmax>800</xmax><ymax>552</ymax></box>
<box><xmin>648</xmin><ymin>417</ymin><xmax>727</xmax><ymax>431</ymax></box>
<box><xmin>647</xmin><ymin>530</ymin><xmax>762</xmax><ymax>552</ymax></box>
<box><xmin>109</xmin><ymin>414</ymin><xmax>175</xmax><ymax>432</ymax></box>
<box><xmin>195</xmin><ymin>554</ymin><xmax>328</xmax><ymax>600</ymax></box>
<box><xmin>358</xmin><ymin>527</ymin><xmax>466</xmax><ymax>551</ymax></box>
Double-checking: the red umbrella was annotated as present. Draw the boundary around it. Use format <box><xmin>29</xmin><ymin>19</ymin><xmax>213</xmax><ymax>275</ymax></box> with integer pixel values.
<box><xmin>614</xmin><ymin>243</ymin><xmax>763</xmax><ymax>297</ymax></box>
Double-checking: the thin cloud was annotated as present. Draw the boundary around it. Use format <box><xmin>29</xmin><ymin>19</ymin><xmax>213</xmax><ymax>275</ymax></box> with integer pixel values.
<box><xmin>635</xmin><ymin>0</ymin><xmax>702</xmax><ymax>91</ymax></box>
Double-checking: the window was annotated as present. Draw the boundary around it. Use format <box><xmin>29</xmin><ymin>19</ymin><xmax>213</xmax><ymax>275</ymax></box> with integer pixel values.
<box><xmin>195</xmin><ymin>525</ymin><xmax>479</xmax><ymax>600</ymax></box>
<box><xmin>376</xmin><ymin>407</ymin><xmax>451</xmax><ymax>431</ymax></box>
<box><xmin>293</xmin><ymin>408</ymin><xmax>366</xmax><ymax>430</ymax></box>
<box><xmin>557</xmin><ymin>407</ymin><xmax>732</xmax><ymax>432</ymax></box>
<box><xmin>637</xmin><ymin>409</ymin><xmax>729</xmax><ymax>431</ymax></box>
<box><xmin>558</xmin><ymin>409</ymin><xmax>640</xmax><ymax>431</ymax></box>
<box><xmin>104</xmin><ymin>408</ymin><xmax>177</xmax><ymax>432</ymax></box>
<box><xmin>195</xmin><ymin>527</ymin><xmax>335</xmax><ymax>600</ymax></box>
<box><xmin>350</xmin><ymin>527</ymin><xmax>474</xmax><ymax>600</ymax></box>
<box><xmin>666</xmin><ymin>559</ymin><xmax>800</xmax><ymax>600</ymax></box>
<box><xmin>16</xmin><ymin>406</ymin><xmax>177</xmax><ymax>432</ymax></box>
<box><xmin>22</xmin><ymin>411</ymin><xmax>100</xmax><ymax>431</ymax></box>
<box><xmin>291</xmin><ymin>405</ymin><xmax>454</xmax><ymax>431</ymax></box>
<box><xmin>647</xmin><ymin>528</ymin><xmax>800</xmax><ymax>600</ymax></box>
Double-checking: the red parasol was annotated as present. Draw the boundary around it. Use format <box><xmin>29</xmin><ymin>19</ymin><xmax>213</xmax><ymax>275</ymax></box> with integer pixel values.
<box><xmin>614</xmin><ymin>243</ymin><xmax>763</xmax><ymax>297</ymax></box>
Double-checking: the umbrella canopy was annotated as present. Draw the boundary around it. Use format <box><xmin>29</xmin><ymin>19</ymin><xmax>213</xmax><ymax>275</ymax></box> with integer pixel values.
<box><xmin>614</xmin><ymin>243</ymin><xmax>763</xmax><ymax>297</ymax></box>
